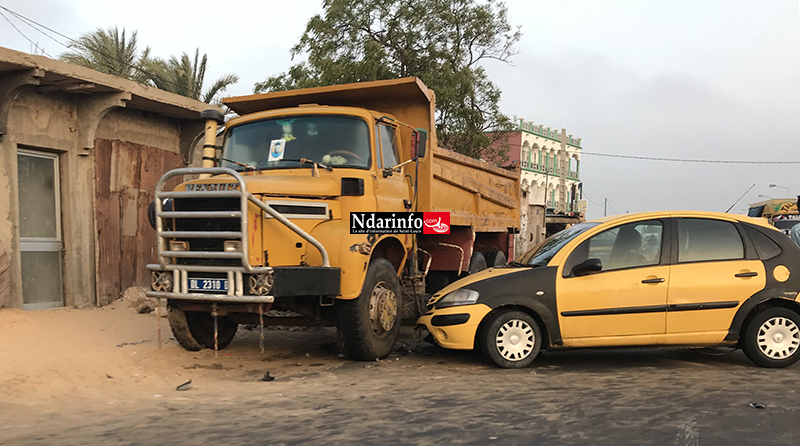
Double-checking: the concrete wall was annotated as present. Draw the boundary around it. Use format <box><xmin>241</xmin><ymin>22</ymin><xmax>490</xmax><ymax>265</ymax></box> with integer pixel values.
<box><xmin>0</xmin><ymin>84</ymin><xmax>202</xmax><ymax>309</ymax></box>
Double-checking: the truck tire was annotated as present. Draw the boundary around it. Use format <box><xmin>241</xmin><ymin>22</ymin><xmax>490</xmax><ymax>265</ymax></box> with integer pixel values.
<box><xmin>468</xmin><ymin>251</ymin><xmax>487</xmax><ymax>274</ymax></box>
<box><xmin>168</xmin><ymin>306</ymin><xmax>238</xmax><ymax>351</ymax></box>
<box><xmin>337</xmin><ymin>258</ymin><xmax>401</xmax><ymax>360</ymax></box>
<box><xmin>484</xmin><ymin>250</ymin><xmax>507</xmax><ymax>267</ymax></box>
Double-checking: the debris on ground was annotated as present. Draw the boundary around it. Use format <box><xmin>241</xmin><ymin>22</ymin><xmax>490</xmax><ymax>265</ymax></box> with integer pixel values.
<box><xmin>176</xmin><ymin>380</ymin><xmax>192</xmax><ymax>391</ymax></box>
<box><xmin>116</xmin><ymin>340</ymin><xmax>149</xmax><ymax>348</ymax></box>
<box><xmin>749</xmin><ymin>402</ymin><xmax>766</xmax><ymax>409</ymax></box>
<box><xmin>121</xmin><ymin>287</ymin><xmax>158</xmax><ymax>314</ymax></box>
<box><xmin>261</xmin><ymin>372</ymin><xmax>275</xmax><ymax>382</ymax></box>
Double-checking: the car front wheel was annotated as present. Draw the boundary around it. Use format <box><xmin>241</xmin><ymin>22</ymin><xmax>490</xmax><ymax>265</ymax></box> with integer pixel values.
<box><xmin>742</xmin><ymin>307</ymin><xmax>800</xmax><ymax>368</ymax></box>
<box><xmin>480</xmin><ymin>310</ymin><xmax>542</xmax><ymax>368</ymax></box>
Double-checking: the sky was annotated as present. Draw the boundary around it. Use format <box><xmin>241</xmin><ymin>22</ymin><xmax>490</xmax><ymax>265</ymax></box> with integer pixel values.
<box><xmin>1</xmin><ymin>0</ymin><xmax>799</xmax><ymax>219</ymax></box>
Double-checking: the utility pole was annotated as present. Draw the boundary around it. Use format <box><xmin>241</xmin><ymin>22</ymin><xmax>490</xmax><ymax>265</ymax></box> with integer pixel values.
<box><xmin>604</xmin><ymin>198</ymin><xmax>607</xmax><ymax>217</ymax></box>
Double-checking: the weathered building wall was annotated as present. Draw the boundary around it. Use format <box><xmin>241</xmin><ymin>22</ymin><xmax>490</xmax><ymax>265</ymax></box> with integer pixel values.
<box><xmin>0</xmin><ymin>83</ymin><xmax>206</xmax><ymax>310</ymax></box>
<box><xmin>96</xmin><ymin>108</ymin><xmax>183</xmax><ymax>153</ymax></box>
<box><xmin>0</xmin><ymin>46</ymin><xmax>214</xmax><ymax>310</ymax></box>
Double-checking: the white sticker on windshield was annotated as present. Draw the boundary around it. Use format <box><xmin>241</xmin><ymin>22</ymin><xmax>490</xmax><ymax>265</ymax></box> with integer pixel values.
<box><xmin>268</xmin><ymin>139</ymin><xmax>286</xmax><ymax>161</ymax></box>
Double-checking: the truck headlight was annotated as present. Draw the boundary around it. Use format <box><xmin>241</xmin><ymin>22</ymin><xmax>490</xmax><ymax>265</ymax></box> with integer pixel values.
<box><xmin>435</xmin><ymin>289</ymin><xmax>479</xmax><ymax>308</ymax></box>
<box><xmin>169</xmin><ymin>240</ymin><xmax>188</xmax><ymax>252</ymax></box>
<box><xmin>223</xmin><ymin>240</ymin><xmax>242</xmax><ymax>252</ymax></box>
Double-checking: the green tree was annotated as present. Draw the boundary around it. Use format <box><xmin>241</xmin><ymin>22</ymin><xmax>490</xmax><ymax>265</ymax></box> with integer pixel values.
<box><xmin>59</xmin><ymin>26</ymin><xmax>155</xmax><ymax>83</ymax></box>
<box><xmin>148</xmin><ymin>49</ymin><xmax>239</xmax><ymax>105</ymax></box>
<box><xmin>254</xmin><ymin>0</ymin><xmax>520</xmax><ymax>159</ymax></box>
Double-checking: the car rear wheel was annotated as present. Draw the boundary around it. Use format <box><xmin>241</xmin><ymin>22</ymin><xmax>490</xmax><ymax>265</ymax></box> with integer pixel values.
<box><xmin>742</xmin><ymin>307</ymin><xmax>800</xmax><ymax>368</ymax></box>
<box><xmin>480</xmin><ymin>310</ymin><xmax>542</xmax><ymax>368</ymax></box>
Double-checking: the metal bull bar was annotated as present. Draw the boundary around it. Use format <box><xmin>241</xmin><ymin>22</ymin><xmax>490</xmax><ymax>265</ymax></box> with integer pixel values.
<box><xmin>146</xmin><ymin>167</ymin><xmax>330</xmax><ymax>303</ymax></box>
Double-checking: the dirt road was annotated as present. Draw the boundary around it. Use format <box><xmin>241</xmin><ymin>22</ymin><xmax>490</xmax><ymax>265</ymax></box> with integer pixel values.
<box><xmin>1</xmin><ymin>300</ymin><xmax>799</xmax><ymax>445</ymax></box>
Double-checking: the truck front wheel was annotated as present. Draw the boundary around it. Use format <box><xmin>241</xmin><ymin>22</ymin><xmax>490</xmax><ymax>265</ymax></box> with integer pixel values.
<box><xmin>337</xmin><ymin>258</ymin><xmax>401</xmax><ymax>360</ymax></box>
<box><xmin>168</xmin><ymin>306</ymin><xmax>238</xmax><ymax>351</ymax></box>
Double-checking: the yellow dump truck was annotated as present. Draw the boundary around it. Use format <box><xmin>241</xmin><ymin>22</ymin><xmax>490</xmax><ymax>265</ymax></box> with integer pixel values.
<box><xmin>146</xmin><ymin>77</ymin><xmax>519</xmax><ymax>360</ymax></box>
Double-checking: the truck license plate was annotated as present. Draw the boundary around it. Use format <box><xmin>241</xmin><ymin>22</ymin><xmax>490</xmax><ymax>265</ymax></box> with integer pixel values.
<box><xmin>188</xmin><ymin>278</ymin><xmax>228</xmax><ymax>292</ymax></box>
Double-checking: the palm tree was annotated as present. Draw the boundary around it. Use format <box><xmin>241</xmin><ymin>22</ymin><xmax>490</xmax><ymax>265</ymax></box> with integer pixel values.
<box><xmin>148</xmin><ymin>49</ymin><xmax>239</xmax><ymax>105</ymax></box>
<box><xmin>59</xmin><ymin>27</ymin><xmax>153</xmax><ymax>83</ymax></box>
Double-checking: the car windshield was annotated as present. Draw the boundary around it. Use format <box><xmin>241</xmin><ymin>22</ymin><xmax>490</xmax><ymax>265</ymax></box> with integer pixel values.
<box><xmin>514</xmin><ymin>222</ymin><xmax>599</xmax><ymax>267</ymax></box>
<box><xmin>221</xmin><ymin>115</ymin><xmax>371</xmax><ymax>171</ymax></box>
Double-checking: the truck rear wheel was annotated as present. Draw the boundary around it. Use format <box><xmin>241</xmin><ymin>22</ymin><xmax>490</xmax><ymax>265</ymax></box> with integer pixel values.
<box><xmin>336</xmin><ymin>258</ymin><xmax>401</xmax><ymax>360</ymax></box>
<box><xmin>484</xmin><ymin>250</ymin><xmax>507</xmax><ymax>267</ymax></box>
<box><xmin>168</xmin><ymin>306</ymin><xmax>238</xmax><ymax>351</ymax></box>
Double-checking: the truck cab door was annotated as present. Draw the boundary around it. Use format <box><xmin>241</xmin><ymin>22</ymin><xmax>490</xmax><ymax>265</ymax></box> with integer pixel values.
<box><xmin>373</xmin><ymin>123</ymin><xmax>411</xmax><ymax>213</ymax></box>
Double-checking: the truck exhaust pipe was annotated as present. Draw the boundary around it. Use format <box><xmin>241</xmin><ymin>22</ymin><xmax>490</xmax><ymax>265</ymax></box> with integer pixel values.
<box><xmin>200</xmin><ymin>109</ymin><xmax>226</xmax><ymax>178</ymax></box>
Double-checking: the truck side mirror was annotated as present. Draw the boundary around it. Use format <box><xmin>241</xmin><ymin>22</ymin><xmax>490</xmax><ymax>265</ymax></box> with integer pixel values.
<box><xmin>413</xmin><ymin>129</ymin><xmax>427</xmax><ymax>159</ymax></box>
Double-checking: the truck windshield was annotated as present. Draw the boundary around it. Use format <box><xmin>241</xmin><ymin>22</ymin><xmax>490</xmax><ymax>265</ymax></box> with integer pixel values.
<box><xmin>513</xmin><ymin>222</ymin><xmax>598</xmax><ymax>267</ymax></box>
<box><xmin>222</xmin><ymin>115</ymin><xmax>371</xmax><ymax>170</ymax></box>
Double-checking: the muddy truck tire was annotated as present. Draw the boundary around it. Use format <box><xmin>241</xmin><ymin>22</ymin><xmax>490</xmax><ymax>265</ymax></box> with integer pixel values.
<box><xmin>337</xmin><ymin>258</ymin><xmax>401</xmax><ymax>360</ymax></box>
<box><xmin>168</xmin><ymin>306</ymin><xmax>238</xmax><ymax>351</ymax></box>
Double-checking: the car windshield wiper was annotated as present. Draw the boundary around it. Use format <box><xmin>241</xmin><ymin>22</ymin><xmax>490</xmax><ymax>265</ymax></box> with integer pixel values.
<box><xmin>504</xmin><ymin>261</ymin><xmax>529</xmax><ymax>268</ymax></box>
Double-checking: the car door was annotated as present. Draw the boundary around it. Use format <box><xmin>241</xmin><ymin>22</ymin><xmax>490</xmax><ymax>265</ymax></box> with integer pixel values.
<box><xmin>557</xmin><ymin>219</ymin><xmax>670</xmax><ymax>344</ymax></box>
<box><xmin>666</xmin><ymin>217</ymin><xmax>765</xmax><ymax>339</ymax></box>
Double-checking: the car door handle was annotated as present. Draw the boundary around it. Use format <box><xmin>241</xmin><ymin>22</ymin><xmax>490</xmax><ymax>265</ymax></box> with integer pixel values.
<box><xmin>735</xmin><ymin>271</ymin><xmax>758</xmax><ymax>278</ymax></box>
<box><xmin>641</xmin><ymin>278</ymin><xmax>665</xmax><ymax>284</ymax></box>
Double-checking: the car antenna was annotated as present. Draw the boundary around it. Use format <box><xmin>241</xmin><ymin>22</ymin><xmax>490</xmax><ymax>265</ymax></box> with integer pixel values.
<box><xmin>725</xmin><ymin>183</ymin><xmax>756</xmax><ymax>213</ymax></box>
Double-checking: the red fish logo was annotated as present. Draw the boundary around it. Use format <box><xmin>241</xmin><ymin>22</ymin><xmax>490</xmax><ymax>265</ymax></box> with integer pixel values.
<box><xmin>423</xmin><ymin>212</ymin><xmax>450</xmax><ymax>234</ymax></box>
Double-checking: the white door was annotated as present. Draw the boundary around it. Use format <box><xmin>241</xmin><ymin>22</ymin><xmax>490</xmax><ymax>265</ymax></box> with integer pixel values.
<box><xmin>17</xmin><ymin>149</ymin><xmax>64</xmax><ymax>309</ymax></box>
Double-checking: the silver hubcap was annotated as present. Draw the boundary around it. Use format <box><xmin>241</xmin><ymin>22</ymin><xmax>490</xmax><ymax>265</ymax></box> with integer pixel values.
<box><xmin>368</xmin><ymin>281</ymin><xmax>397</xmax><ymax>336</ymax></box>
<box><xmin>757</xmin><ymin>317</ymin><xmax>800</xmax><ymax>359</ymax></box>
<box><xmin>496</xmin><ymin>319</ymin><xmax>535</xmax><ymax>361</ymax></box>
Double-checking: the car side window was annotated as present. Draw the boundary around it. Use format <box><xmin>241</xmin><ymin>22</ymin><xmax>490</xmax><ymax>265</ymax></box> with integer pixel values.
<box><xmin>743</xmin><ymin>225</ymin><xmax>782</xmax><ymax>260</ymax></box>
<box><xmin>587</xmin><ymin>220</ymin><xmax>663</xmax><ymax>271</ymax></box>
<box><xmin>564</xmin><ymin>220</ymin><xmax>663</xmax><ymax>276</ymax></box>
<box><xmin>677</xmin><ymin>218</ymin><xmax>744</xmax><ymax>263</ymax></box>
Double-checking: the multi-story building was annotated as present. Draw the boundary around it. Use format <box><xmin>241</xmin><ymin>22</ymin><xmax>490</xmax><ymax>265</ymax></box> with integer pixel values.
<box><xmin>489</xmin><ymin>119</ymin><xmax>586</xmax><ymax>254</ymax></box>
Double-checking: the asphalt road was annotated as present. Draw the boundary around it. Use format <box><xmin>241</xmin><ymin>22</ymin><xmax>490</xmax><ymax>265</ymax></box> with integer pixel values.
<box><xmin>3</xmin><ymin>325</ymin><xmax>799</xmax><ymax>446</ymax></box>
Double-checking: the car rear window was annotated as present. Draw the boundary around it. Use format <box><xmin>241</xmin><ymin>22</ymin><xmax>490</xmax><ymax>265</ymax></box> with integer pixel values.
<box><xmin>744</xmin><ymin>225</ymin><xmax>782</xmax><ymax>260</ymax></box>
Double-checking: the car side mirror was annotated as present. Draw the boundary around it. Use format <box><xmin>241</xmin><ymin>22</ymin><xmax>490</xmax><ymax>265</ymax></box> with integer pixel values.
<box><xmin>572</xmin><ymin>258</ymin><xmax>602</xmax><ymax>277</ymax></box>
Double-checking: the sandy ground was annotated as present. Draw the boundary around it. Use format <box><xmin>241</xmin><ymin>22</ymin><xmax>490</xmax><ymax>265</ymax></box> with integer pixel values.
<box><xmin>2</xmin><ymin>296</ymin><xmax>800</xmax><ymax>445</ymax></box>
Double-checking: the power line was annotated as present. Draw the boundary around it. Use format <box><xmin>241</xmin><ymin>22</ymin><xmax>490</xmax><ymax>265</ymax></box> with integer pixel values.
<box><xmin>0</xmin><ymin>4</ymin><xmax>193</xmax><ymax>96</ymax></box>
<box><xmin>0</xmin><ymin>8</ymin><xmax>52</xmax><ymax>58</ymax></box>
<box><xmin>581</xmin><ymin>151</ymin><xmax>800</xmax><ymax>164</ymax></box>
<box><xmin>606</xmin><ymin>199</ymin><xmax>618</xmax><ymax>215</ymax></box>
<box><xmin>0</xmin><ymin>5</ymin><xmax>69</xmax><ymax>48</ymax></box>
<box><xmin>581</xmin><ymin>191</ymin><xmax>604</xmax><ymax>206</ymax></box>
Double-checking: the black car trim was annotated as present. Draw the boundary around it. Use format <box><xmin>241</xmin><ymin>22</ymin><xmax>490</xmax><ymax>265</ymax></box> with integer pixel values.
<box><xmin>666</xmin><ymin>301</ymin><xmax>739</xmax><ymax>312</ymax></box>
<box><xmin>561</xmin><ymin>301</ymin><xmax>740</xmax><ymax>317</ymax></box>
<box><xmin>561</xmin><ymin>304</ymin><xmax>666</xmax><ymax>317</ymax></box>
<box><xmin>431</xmin><ymin>314</ymin><xmax>470</xmax><ymax>326</ymax></box>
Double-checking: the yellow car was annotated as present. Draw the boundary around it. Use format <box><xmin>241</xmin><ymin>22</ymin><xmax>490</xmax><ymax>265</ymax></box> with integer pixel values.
<box><xmin>417</xmin><ymin>211</ymin><xmax>800</xmax><ymax>368</ymax></box>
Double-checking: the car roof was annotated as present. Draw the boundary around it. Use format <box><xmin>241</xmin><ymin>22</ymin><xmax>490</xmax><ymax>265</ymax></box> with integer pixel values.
<box><xmin>585</xmin><ymin>211</ymin><xmax>778</xmax><ymax>231</ymax></box>
<box><xmin>549</xmin><ymin>210</ymin><xmax>780</xmax><ymax>267</ymax></box>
